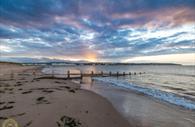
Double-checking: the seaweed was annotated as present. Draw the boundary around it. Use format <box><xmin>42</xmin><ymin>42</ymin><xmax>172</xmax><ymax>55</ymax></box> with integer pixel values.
<box><xmin>57</xmin><ymin>115</ymin><xmax>82</xmax><ymax>127</ymax></box>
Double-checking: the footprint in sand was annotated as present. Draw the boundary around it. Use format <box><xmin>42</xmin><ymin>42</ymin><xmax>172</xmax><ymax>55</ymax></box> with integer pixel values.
<box><xmin>42</xmin><ymin>89</ymin><xmax>54</xmax><ymax>93</ymax></box>
<box><xmin>0</xmin><ymin>101</ymin><xmax>15</xmax><ymax>111</ymax></box>
<box><xmin>0</xmin><ymin>102</ymin><xmax>6</xmax><ymax>105</ymax></box>
<box><xmin>0</xmin><ymin>117</ymin><xmax>7</xmax><ymax>120</ymax></box>
<box><xmin>59</xmin><ymin>86</ymin><xmax>79</xmax><ymax>93</ymax></box>
<box><xmin>0</xmin><ymin>105</ymin><xmax>14</xmax><ymax>111</ymax></box>
<box><xmin>36</xmin><ymin>97</ymin><xmax>50</xmax><ymax>104</ymax></box>
<box><xmin>22</xmin><ymin>91</ymin><xmax>32</xmax><ymax>94</ymax></box>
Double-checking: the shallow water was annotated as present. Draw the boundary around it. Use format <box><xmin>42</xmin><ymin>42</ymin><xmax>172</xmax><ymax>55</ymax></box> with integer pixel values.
<box><xmin>42</xmin><ymin>65</ymin><xmax>195</xmax><ymax>107</ymax></box>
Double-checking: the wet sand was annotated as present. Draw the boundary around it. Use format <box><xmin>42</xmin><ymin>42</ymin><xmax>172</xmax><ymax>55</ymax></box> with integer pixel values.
<box><xmin>81</xmin><ymin>78</ymin><xmax>195</xmax><ymax>127</ymax></box>
<box><xmin>0</xmin><ymin>62</ymin><xmax>35</xmax><ymax>76</ymax></box>
<box><xmin>0</xmin><ymin>63</ymin><xmax>130</xmax><ymax>127</ymax></box>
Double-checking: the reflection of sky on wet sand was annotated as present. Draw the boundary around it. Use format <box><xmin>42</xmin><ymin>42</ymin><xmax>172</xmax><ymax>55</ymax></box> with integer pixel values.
<box><xmin>81</xmin><ymin>77</ymin><xmax>93</xmax><ymax>89</ymax></box>
<box><xmin>81</xmin><ymin>80</ymin><xmax>195</xmax><ymax>127</ymax></box>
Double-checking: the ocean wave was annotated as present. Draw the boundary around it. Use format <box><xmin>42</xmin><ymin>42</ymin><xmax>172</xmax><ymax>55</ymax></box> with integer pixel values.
<box><xmin>93</xmin><ymin>77</ymin><xmax>195</xmax><ymax>110</ymax></box>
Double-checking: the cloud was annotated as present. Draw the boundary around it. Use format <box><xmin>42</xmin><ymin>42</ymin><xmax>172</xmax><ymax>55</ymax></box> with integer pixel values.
<box><xmin>125</xmin><ymin>53</ymin><xmax>195</xmax><ymax>65</ymax></box>
<box><xmin>0</xmin><ymin>0</ymin><xmax>195</xmax><ymax>63</ymax></box>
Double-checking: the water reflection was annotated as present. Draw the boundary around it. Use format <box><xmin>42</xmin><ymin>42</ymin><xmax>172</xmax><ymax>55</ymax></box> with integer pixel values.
<box><xmin>81</xmin><ymin>76</ymin><xmax>94</xmax><ymax>90</ymax></box>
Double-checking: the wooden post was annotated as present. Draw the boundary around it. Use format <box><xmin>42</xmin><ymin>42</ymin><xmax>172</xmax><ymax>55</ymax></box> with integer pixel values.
<box><xmin>117</xmin><ymin>72</ymin><xmax>119</xmax><ymax>77</ymax></box>
<box><xmin>109</xmin><ymin>71</ymin><xmax>112</xmax><ymax>76</ymax></box>
<box><xmin>80</xmin><ymin>72</ymin><xmax>83</xmax><ymax>79</ymax></box>
<box><xmin>139</xmin><ymin>72</ymin><xmax>142</xmax><ymax>75</ymax></box>
<box><xmin>33</xmin><ymin>71</ymin><xmax>36</xmax><ymax>78</ymax></box>
<box><xmin>101</xmin><ymin>71</ymin><xmax>103</xmax><ymax>76</ymax></box>
<box><xmin>123</xmin><ymin>72</ymin><xmax>125</xmax><ymax>76</ymax></box>
<box><xmin>91</xmin><ymin>71</ymin><xmax>94</xmax><ymax>76</ymax></box>
<box><xmin>134</xmin><ymin>72</ymin><xmax>136</xmax><ymax>75</ymax></box>
<box><xmin>129</xmin><ymin>72</ymin><xmax>131</xmax><ymax>75</ymax></box>
<box><xmin>67</xmin><ymin>70</ymin><xmax>70</xmax><ymax>79</ymax></box>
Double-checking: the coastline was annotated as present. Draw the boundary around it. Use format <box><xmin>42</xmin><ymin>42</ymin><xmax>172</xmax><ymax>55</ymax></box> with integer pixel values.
<box><xmin>0</xmin><ymin>64</ymin><xmax>130</xmax><ymax>127</ymax></box>
<box><xmin>81</xmin><ymin>79</ymin><xmax>195</xmax><ymax>127</ymax></box>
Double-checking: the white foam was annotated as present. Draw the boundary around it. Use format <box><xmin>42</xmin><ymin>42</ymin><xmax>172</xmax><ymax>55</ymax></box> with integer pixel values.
<box><xmin>93</xmin><ymin>77</ymin><xmax>195</xmax><ymax>110</ymax></box>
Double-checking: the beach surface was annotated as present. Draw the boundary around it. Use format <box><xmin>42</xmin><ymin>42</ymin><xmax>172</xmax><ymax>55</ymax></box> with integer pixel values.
<box><xmin>81</xmin><ymin>77</ymin><xmax>195</xmax><ymax>127</ymax></box>
<box><xmin>0</xmin><ymin>63</ymin><xmax>130</xmax><ymax>127</ymax></box>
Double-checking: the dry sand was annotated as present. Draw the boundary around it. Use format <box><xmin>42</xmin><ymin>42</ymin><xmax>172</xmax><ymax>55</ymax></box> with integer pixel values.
<box><xmin>0</xmin><ymin>63</ymin><xmax>131</xmax><ymax>127</ymax></box>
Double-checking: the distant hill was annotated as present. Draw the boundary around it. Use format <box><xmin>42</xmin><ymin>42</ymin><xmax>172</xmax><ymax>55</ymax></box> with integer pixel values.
<box><xmin>0</xmin><ymin>57</ymin><xmax>89</xmax><ymax>64</ymax></box>
<box><xmin>0</xmin><ymin>57</ymin><xmax>181</xmax><ymax>66</ymax></box>
<box><xmin>0</xmin><ymin>61</ymin><xmax>22</xmax><ymax>65</ymax></box>
<box><xmin>21</xmin><ymin>62</ymin><xmax>181</xmax><ymax>66</ymax></box>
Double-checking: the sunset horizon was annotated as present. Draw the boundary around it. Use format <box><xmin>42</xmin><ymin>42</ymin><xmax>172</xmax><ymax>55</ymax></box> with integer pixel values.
<box><xmin>0</xmin><ymin>53</ymin><xmax>194</xmax><ymax>65</ymax></box>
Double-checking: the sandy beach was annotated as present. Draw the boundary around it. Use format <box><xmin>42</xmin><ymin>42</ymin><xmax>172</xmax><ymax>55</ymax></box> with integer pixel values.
<box><xmin>0</xmin><ymin>63</ymin><xmax>131</xmax><ymax>127</ymax></box>
<box><xmin>82</xmin><ymin>79</ymin><xmax>195</xmax><ymax>127</ymax></box>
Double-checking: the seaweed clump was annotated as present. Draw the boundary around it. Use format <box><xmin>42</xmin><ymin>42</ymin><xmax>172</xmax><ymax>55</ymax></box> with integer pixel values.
<box><xmin>57</xmin><ymin>115</ymin><xmax>82</xmax><ymax>127</ymax></box>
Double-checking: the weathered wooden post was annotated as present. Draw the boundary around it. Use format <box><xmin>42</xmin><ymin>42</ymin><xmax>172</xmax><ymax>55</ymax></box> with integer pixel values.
<box><xmin>67</xmin><ymin>70</ymin><xmax>70</xmax><ymax>79</ymax></box>
<box><xmin>129</xmin><ymin>72</ymin><xmax>131</xmax><ymax>75</ymax></box>
<box><xmin>101</xmin><ymin>71</ymin><xmax>103</xmax><ymax>76</ymax></box>
<box><xmin>134</xmin><ymin>72</ymin><xmax>136</xmax><ymax>75</ymax></box>
<box><xmin>80</xmin><ymin>72</ymin><xmax>83</xmax><ymax>79</ymax></box>
<box><xmin>109</xmin><ymin>71</ymin><xmax>112</xmax><ymax>76</ymax></box>
<box><xmin>123</xmin><ymin>72</ymin><xmax>125</xmax><ymax>76</ymax></box>
<box><xmin>117</xmin><ymin>72</ymin><xmax>119</xmax><ymax>77</ymax></box>
<box><xmin>91</xmin><ymin>71</ymin><xmax>94</xmax><ymax>76</ymax></box>
<box><xmin>33</xmin><ymin>71</ymin><xmax>36</xmax><ymax>78</ymax></box>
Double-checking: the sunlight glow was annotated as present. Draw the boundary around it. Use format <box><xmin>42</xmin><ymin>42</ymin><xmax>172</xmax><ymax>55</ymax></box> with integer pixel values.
<box><xmin>84</xmin><ymin>52</ymin><xmax>97</xmax><ymax>62</ymax></box>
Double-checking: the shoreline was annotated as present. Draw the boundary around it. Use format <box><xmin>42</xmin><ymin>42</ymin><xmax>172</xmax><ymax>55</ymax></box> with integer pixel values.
<box><xmin>0</xmin><ymin>64</ymin><xmax>131</xmax><ymax>127</ymax></box>
<box><xmin>81</xmin><ymin>79</ymin><xmax>195</xmax><ymax>127</ymax></box>
<box><xmin>93</xmin><ymin>77</ymin><xmax>195</xmax><ymax>110</ymax></box>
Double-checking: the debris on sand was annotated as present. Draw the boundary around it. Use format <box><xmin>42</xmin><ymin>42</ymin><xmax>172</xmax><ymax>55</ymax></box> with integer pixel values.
<box><xmin>57</xmin><ymin>115</ymin><xmax>82</xmax><ymax>127</ymax></box>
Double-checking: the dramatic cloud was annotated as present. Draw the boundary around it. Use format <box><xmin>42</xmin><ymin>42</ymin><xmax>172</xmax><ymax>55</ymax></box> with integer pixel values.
<box><xmin>0</xmin><ymin>0</ymin><xmax>195</xmax><ymax>64</ymax></box>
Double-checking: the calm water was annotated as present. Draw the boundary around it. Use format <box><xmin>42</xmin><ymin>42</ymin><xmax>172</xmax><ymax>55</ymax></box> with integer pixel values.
<box><xmin>42</xmin><ymin>65</ymin><xmax>195</xmax><ymax>109</ymax></box>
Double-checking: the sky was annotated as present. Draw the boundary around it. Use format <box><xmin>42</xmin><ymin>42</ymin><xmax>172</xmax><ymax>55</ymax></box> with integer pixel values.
<box><xmin>0</xmin><ymin>0</ymin><xmax>195</xmax><ymax>64</ymax></box>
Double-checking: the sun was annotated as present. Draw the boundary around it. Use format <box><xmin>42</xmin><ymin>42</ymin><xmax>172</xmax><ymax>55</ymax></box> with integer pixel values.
<box><xmin>85</xmin><ymin>52</ymin><xmax>97</xmax><ymax>62</ymax></box>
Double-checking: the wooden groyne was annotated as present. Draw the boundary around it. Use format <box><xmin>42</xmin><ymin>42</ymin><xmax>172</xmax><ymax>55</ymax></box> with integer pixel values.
<box><xmin>45</xmin><ymin>71</ymin><xmax>146</xmax><ymax>80</ymax></box>
<box><xmin>7</xmin><ymin>70</ymin><xmax>145</xmax><ymax>80</ymax></box>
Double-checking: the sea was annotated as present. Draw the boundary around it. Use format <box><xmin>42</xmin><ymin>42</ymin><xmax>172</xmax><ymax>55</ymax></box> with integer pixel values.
<box><xmin>42</xmin><ymin>64</ymin><xmax>195</xmax><ymax>110</ymax></box>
